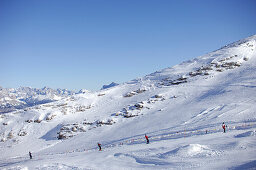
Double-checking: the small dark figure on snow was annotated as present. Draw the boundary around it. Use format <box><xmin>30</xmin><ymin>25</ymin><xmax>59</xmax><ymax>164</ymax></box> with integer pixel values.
<box><xmin>145</xmin><ymin>134</ymin><xmax>149</xmax><ymax>144</ymax></box>
<box><xmin>29</xmin><ymin>151</ymin><xmax>32</xmax><ymax>159</ymax></box>
<box><xmin>98</xmin><ymin>143</ymin><xmax>102</xmax><ymax>151</ymax></box>
<box><xmin>222</xmin><ymin>122</ymin><xmax>226</xmax><ymax>133</ymax></box>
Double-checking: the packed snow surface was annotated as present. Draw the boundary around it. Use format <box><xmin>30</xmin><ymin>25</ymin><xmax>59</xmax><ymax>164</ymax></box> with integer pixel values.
<box><xmin>1</xmin><ymin>35</ymin><xmax>256</xmax><ymax>169</ymax></box>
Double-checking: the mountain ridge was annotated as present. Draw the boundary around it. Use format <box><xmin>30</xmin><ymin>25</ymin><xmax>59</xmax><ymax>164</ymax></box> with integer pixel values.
<box><xmin>0</xmin><ymin>86</ymin><xmax>76</xmax><ymax>113</ymax></box>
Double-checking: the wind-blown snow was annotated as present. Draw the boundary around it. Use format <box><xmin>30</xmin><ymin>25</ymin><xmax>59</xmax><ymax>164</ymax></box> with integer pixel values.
<box><xmin>1</xmin><ymin>35</ymin><xmax>256</xmax><ymax>169</ymax></box>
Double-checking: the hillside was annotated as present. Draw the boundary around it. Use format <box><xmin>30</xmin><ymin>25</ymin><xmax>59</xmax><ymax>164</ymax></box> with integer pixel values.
<box><xmin>0</xmin><ymin>35</ymin><xmax>256</xmax><ymax>169</ymax></box>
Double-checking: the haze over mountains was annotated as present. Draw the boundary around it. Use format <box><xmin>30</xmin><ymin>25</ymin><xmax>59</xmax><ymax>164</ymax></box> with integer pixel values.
<box><xmin>0</xmin><ymin>35</ymin><xmax>256</xmax><ymax>169</ymax></box>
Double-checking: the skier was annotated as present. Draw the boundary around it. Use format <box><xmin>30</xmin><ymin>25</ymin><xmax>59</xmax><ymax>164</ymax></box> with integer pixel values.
<box><xmin>98</xmin><ymin>143</ymin><xmax>102</xmax><ymax>151</ymax></box>
<box><xmin>222</xmin><ymin>122</ymin><xmax>226</xmax><ymax>133</ymax></box>
<box><xmin>29</xmin><ymin>151</ymin><xmax>32</xmax><ymax>159</ymax></box>
<box><xmin>145</xmin><ymin>134</ymin><xmax>149</xmax><ymax>144</ymax></box>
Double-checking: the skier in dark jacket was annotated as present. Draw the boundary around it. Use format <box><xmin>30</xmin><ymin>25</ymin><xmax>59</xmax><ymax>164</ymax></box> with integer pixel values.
<box><xmin>222</xmin><ymin>122</ymin><xmax>226</xmax><ymax>133</ymax></box>
<box><xmin>98</xmin><ymin>143</ymin><xmax>102</xmax><ymax>151</ymax></box>
<box><xmin>29</xmin><ymin>151</ymin><xmax>32</xmax><ymax>159</ymax></box>
<box><xmin>145</xmin><ymin>134</ymin><xmax>149</xmax><ymax>144</ymax></box>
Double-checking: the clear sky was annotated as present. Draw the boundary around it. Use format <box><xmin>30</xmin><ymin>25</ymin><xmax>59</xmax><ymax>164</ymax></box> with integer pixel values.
<box><xmin>0</xmin><ymin>0</ymin><xmax>256</xmax><ymax>91</ymax></box>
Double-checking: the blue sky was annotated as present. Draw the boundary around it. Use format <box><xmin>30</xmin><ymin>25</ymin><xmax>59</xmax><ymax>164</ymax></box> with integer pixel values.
<box><xmin>0</xmin><ymin>0</ymin><xmax>256</xmax><ymax>91</ymax></box>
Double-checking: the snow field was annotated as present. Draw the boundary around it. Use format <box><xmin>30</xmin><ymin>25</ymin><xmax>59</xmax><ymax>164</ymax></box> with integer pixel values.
<box><xmin>1</xmin><ymin>123</ymin><xmax>255</xmax><ymax>170</ymax></box>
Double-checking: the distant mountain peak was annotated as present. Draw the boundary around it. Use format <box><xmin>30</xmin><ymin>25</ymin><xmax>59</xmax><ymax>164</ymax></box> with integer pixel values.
<box><xmin>101</xmin><ymin>82</ymin><xmax>119</xmax><ymax>90</ymax></box>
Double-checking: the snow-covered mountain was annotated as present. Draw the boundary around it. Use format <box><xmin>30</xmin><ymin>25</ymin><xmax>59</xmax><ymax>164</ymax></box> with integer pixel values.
<box><xmin>1</xmin><ymin>35</ymin><xmax>256</xmax><ymax>169</ymax></box>
<box><xmin>0</xmin><ymin>86</ymin><xmax>76</xmax><ymax>113</ymax></box>
<box><xmin>101</xmin><ymin>82</ymin><xmax>119</xmax><ymax>90</ymax></box>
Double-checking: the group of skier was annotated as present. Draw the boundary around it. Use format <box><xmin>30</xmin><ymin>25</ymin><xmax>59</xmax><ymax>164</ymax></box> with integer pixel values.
<box><xmin>28</xmin><ymin>122</ymin><xmax>228</xmax><ymax>159</ymax></box>
<box><xmin>96</xmin><ymin>123</ymin><xmax>227</xmax><ymax>151</ymax></box>
<box><xmin>97</xmin><ymin>134</ymin><xmax>149</xmax><ymax>151</ymax></box>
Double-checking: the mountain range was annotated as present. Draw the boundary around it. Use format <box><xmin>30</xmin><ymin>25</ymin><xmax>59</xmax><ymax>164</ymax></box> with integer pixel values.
<box><xmin>0</xmin><ymin>86</ymin><xmax>76</xmax><ymax>114</ymax></box>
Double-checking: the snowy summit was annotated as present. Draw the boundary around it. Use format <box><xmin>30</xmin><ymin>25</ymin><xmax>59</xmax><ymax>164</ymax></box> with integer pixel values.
<box><xmin>0</xmin><ymin>35</ymin><xmax>256</xmax><ymax>169</ymax></box>
<box><xmin>101</xmin><ymin>82</ymin><xmax>119</xmax><ymax>90</ymax></box>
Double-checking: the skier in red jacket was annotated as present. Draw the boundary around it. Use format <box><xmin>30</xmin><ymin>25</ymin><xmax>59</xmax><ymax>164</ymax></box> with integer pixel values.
<box><xmin>145</xmin><ymin>134</ymin><xmax>149</xmax><ymax>144</ymax></box>
<box><xmin>222</xmin><ymin>122</ymin><xmax>226</xmax><ymax>133</ymax></box>
<box><xmin>98</xmin><ymin>143</ymin><xmax>102</xmax><ymax>151</ymax></box>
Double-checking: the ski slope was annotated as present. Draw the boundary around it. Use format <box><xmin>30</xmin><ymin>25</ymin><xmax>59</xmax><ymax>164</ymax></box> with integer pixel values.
<box><xmin>0</xmin><ymin>35</ymin><xmax>256</xmax><ymax>169</ymax></box>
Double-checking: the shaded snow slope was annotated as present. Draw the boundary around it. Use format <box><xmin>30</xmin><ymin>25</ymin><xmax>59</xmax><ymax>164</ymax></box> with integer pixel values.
<box><xmin>0</xmin><ymin>35</ymin><xmax>256</xmax><ymax>169</ymax></box>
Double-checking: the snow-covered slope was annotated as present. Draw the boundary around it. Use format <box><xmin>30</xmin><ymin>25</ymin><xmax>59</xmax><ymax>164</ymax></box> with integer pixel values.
<box><xmin>1</xmin><ymin>35</ymin><xmax>256</xmax><ymax>169</ymax></box>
